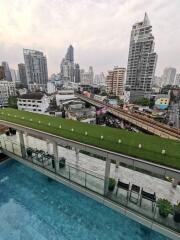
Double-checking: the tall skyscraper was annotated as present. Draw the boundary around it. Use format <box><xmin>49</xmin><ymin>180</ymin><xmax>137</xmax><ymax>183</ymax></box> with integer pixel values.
<box><xmin>18</xmin><ymin>63</ymin><xmax>27</xmax><ymax>87</ymax></box>
<box><xmin>2</xmin><ymin>61</ymin><xmax>12</xmax><ymax>81</ymax></box>
<box><xmin>65</xmin><ymin>45</ymin><xmax>74</xmax><ymax>62</ymax></box>
<box><xmin>23</xmin><ymin>49</ymin><xmax>48</xmax><ymax>91</ymax></box>
<box><xmin>94</xmin><ymin>72</ymin><xmax>106</xmax><ymax>86</ymax></box>
<box><xmin>10</xmin><ymin>69</ymin><xmax>18</xmax><ymax>83</ymax></box>
<box><xmin>80</xmin><ymin>66</ymin><xmax>94</xmax><ymax>85</ymax></box>
<box><xmin>74</xmin><ymin>63</ymin><xmax>80</xmax><ymax>83</ymax></box>
<box><xmin>161</xmin><ymin>67</ymin><xmax>176</xmax><ymax>86</ymax></box>
<box><xmin>89</xmin><ymin>66</ymin><xmax>94</xmax><ymax>84</ymax></box>
<box><xmin>106</xmin><ymin>66</ymin><xmax>125</xmax><ymax>98</ymax></box>
<box><xmin>126</xmin><ymin>13</ymin><xmax>157</xmax><ymax>93</ymax></box>
<box><xmin>0</xmin><ymin>66</ymin><xmax>5</xmax><ymax>80</ymax></box>
<box><xmin>60</xmin><ymin>45</ymin><xmax>75</xmax><ymax>82</ymax></box>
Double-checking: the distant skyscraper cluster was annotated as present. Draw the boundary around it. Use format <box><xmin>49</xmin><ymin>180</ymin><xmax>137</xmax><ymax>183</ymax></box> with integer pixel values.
<box><xmin>1</xmin><ymin>12</ymin><xmax>179</xmax><ymax>99</ymax></box>
<box><xmin>126</xmin><ymin>13</ymin><xmax>157</xmax><ymax>93</ymax></box>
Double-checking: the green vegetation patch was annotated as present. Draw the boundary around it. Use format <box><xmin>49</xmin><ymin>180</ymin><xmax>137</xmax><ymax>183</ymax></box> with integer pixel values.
<box><xmin>0</xmin><ymin>108</ymin><xmax>180</xmax><ymax>170</ymax></box>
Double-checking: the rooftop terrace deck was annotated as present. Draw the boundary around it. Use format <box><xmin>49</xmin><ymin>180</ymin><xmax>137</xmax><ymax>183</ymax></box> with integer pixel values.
<box><xmin>0</xmin><ymin>108</ymin><xmax>180</xmax><ymax>170</ymax></box>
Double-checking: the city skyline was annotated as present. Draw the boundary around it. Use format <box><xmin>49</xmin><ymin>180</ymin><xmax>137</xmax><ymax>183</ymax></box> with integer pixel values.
<box><xmin>0</xmin><ymin>0</ymin><xmax>180</xmax><ymax>76</ymax></box>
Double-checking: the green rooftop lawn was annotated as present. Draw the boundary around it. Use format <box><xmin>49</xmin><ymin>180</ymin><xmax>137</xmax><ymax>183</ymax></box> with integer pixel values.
<box><xmin>0</xmin><ymin>108</ymin><xmax>180</xmax><ymax>170</ymax></box>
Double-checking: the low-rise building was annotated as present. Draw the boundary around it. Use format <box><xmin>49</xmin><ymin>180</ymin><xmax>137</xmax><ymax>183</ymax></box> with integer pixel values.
<box><xmin>17</xmin><ymin>93</ymin><xmax>50</xmax><ymax>114</ymax></box>
<box><xmin>154</xmin><ymin>94</ymin><xmax>170</xmax><ymax>110</ymax></box>
<box><xmin>0</xmin><ymin>80</ymin><xmax>16</xmax><ymax>107</ymax></box>
<box><xmin>56</xmin><ymin>90</ymin><xmax>77</xmax><ymax>107</ymax></box>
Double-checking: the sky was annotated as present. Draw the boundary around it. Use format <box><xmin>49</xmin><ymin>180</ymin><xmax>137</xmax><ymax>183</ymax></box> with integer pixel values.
<box><xmin>0</xmin><ymin>0</ymin><xmax>180</xmax><ymax>77</ymax></box>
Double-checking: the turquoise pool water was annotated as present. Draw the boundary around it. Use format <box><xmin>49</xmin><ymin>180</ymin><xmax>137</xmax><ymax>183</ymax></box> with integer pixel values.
<box><xmin>0</xmin><ymin>160</ymin><xmax>170</xmax><ymax>240</ymax></box>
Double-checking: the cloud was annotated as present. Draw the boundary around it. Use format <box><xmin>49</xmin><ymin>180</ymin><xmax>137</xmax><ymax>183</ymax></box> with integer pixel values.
<box><xmin>0</xmin><ymin>0</ymin><xmax>180</xmax><ymax>76</ymax></box>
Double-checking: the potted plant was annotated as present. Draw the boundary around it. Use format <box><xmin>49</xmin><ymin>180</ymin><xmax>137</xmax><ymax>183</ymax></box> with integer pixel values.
<box><xmin>5</xmin><ymin>130</ymin><xmax>10</xmax><ymax>136</ymax></box>
<box><xmin>26</xmin><ymin>147</ymin><xmax>33</xmax><ymax>157</ymax></box>
<box><xmin>108</xmin><ymin>178</ymin><xmax>116</xmax><ymax>192</ymax></box>
<box><xmin>9</xmin><ymin>128</ymin><xmax>16</xmax><ymax>135</ymax></box>
<box><xmin>174</xmin><ymin>202</ymin><xmax>180</xmax><ymax>223</ymax></box>
<box><xmin>59</xmin><ymin>157</ymin><xmax>66</xmax><ymax>168</ymax></box>
<box><xmin>157</xmin><ymin>198</ymin><xmax>173</xmax><ymax>218</ymax></box>
<box><xmin>51</xmin><ymin>156</ymin><xmax>55</xmax><ymax>168</ymax></box>
<box><xmin>12</xmin><ymin>129</ymin><xmax>16</xmax><ymax>135</ymax></box>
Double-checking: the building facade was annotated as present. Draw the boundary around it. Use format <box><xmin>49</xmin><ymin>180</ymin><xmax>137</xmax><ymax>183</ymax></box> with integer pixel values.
<box><xmin>106</xmin><ymin>66</ymin><xmax>125</xmax><ymax>98</ymax></box>
<box><xmin>0</xmin><ymin>66</ymin><xmax>5</xmax><ymax>80</ymax></box>
<box><xmin>126</xmin><ymin>13</ymin><xmax>157</xmax><ymax>93</ymax></box>
<box><xmin>0</xmin><ymin>80</ymin><xmax>16</xmax><ymax>106</ymax></box>
<box><xmin>80</xmin><ymin>66</ymin><xmax>94</xmax><ymax>85</ymax></box>
<box><xmin>10</xmin><ymin>69</ymin><xmax>20</xmax><ymax>83</ymax></box>
<box><xmin>23</xmin><ymin>49</ymin><xmax>48</xmax><ymax>91</ymax></box>
<box><xmin>161</xmin><ymin>67</ymin><xmax>177</xmax><ymax>86</ymax></box>
<box><xmin>47</xmin><ymin>81</ymin><xmax>56</xmax><ymax>94</ymax></box>
<box><xmin>2</xmin><ymin>62</ymin><xmax>12</xmax><ymax>81</ymax></box>
<box><xmin>17</xmin><ymin>93</ymin><xmax>49</xmax><ymax>114</ymax></box>
<box><xmin>74</xmin><ymin>63</ymin><xmax>80</xmax><ymax>83</ymax></box>
<box><xmin>94</xmin><ymin>72</ymin><xmax>106</xmax><ymax>86</ymax></box>
<box><xmin>55</xmin><ymin>90</ymin><xmax>77</xmax><ymax>108</ymax></box>
<box><xmin>175</xmin><ymin>73</ymin><xmax>180</xmax><ymax>87</ymax></box>
<box><xmin>60</xmin><ymin>45</ymin><xmax>75</xmax><ymax>83</ymax></box>
<box><xmin>18</xmin><ymin>63</ymin><xmax>27</xmax><ymax>87</ymax></box>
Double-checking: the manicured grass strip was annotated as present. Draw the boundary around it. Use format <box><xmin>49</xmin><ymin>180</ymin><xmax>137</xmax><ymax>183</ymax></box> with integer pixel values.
<box><xmin>0</xmin><ymin>108</ymin><xmax>180</xmax><ymax>170</ymax></box>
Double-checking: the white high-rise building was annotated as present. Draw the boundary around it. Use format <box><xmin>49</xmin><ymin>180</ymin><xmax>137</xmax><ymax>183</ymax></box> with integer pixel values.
<box><xmin>162</xmin><ymin>67</ymin><xmax>176</xmax><ymax>86</ymax></box>
<box><xmin>80</xmin><ymin>66</ymin><xmax>94</xmax><ymax>85</ymax></box>
<box><xmin>126</xmin><ymin>13</ymin><xmax>157</xmax><ymax>93</ymax></box>
<box><xmin>23</xmin><ymin>49</ymin><xmax>48</xmax><ymax>91</ymax></box>
<box><xmin>94</xmin><ymin>72</ymin><xmax>106</xmax><ymax>86</ymax></box>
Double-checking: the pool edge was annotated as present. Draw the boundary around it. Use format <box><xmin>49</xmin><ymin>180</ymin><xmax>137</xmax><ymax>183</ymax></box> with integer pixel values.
<box><xmin>2</xmin><ymin>151</ymin><xmax>179</xmax><ymax>240</ymax></box>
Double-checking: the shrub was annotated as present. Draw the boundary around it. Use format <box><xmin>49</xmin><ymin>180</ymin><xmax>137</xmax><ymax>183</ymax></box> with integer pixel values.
<box><xmin>108</xmin><ymin>178</ymin><xmax>116</xmax><ymax>192</ymax></box>
<box><xmin>157</xmin><ymin>198</ymin><xmax>173</xmax><ymax>218</ymax></box>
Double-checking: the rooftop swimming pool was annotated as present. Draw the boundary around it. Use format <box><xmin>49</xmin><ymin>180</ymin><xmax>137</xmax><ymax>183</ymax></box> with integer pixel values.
<box><xmin>0</xmin><ymin>160</ymin><xmax>170</xmax><ymax>240</ymax></box>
